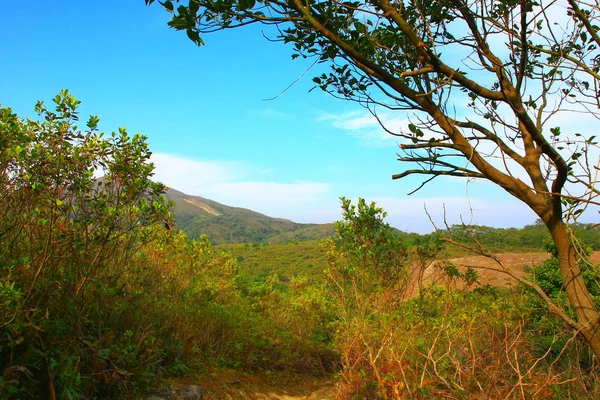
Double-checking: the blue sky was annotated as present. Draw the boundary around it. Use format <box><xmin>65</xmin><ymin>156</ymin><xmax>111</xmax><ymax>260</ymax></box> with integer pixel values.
<box><xmin>0</xmin><ymin>0</ymin><xmax>551</xmax><ymax>232</ymax></box>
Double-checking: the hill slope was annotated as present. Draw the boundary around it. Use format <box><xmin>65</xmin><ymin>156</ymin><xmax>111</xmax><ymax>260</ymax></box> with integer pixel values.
<box><xmin>165</xmin><ymin>188</ymin><xmax>334</xmax><ymax>244</ymax></box>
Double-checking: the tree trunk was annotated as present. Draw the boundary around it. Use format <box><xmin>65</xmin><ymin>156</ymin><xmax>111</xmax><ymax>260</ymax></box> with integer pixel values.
<box><xmin>547</xmin><ymin>218</ymin><xmax>600</xmax><ymax>357</ymax></box>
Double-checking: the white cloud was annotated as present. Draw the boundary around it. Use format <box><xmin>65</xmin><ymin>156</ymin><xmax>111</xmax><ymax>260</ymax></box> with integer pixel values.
<box><xmin>323</xmin><ymin>110</ymin><xmax>377</xmax><ymax>130</ymax></box>
<box><xmin>151</xmin><ymin>153</ymin><xmax>240</xmax><ymax>190</ymax></box>
<box><xmin>365</xmin><ymin>196</ymin><xmax>537</xmax><ymax>233</ymax></box>
<box><xmin>318</xmin><ymin>110</ymin><xmax>413</xmax><ymax>147</ymax></box>
<box><xmin>149</xmin><ymin>153</ymin><xmax>594</xmax><ymax>232</ymax></box>
<box><xmin>150</xmin><ymin>153</ymin><xmax>332</xmax><ymax>221</ymax></box>
<box><xmin>202</xmin><ymin>181</ymin><xmax>330</xmax><ymax>217</ymax></box>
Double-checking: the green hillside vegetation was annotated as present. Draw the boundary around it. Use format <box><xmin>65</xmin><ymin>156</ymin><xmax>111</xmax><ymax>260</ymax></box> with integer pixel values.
<box><xmin>167</xmin><ymin>188</ymin><xmax>334</xmax><ymax>244</ymax></box>
<box><xmin>216</xmin><ymin>224</ymin><xmax>600</xmax><ymax>284</ymax></box>
<box><xmin>2</xmin><ymin>94</ymin><xmax>600</xmax><ymax>399</ymax></box>
<box><xmin>217</xmin><ymin>241</ymin><xmax>327</xmax><ymax>282</ymax></box>
<box><xmin>442</xmin><ymin>222</ymin><xmax>600</xmax><ymax>253</ymax></box>
<box><xmin>263</xmin><ymin>223</ymin><xmax>335</xmax><ymax>243</ymax></box>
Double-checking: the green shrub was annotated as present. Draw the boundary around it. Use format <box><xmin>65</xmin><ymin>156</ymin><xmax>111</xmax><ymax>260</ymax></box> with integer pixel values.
<box><xmin>0</xmin><ymin>91</ymin><xmax>170</xmax><ymax>398</ymax></box>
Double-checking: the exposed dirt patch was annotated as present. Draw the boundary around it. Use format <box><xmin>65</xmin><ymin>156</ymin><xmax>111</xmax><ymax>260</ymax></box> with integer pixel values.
<box><xmin>590</xmin><ymin>251</ymin><xmax>600</xmax><ymax>265</ymax></box>
<box><xmin>406</xmin><ymin>251</ymin><xmax>600</xmax><ymax>296</ymax></box>
<box><xmin>451</xmin><ymin>252</ymin><xmax>550</xmax><ymax>288</ymax></box>
<box><xmin>452</xmin><ymin>251</ymin><xmax>600</xmax><ymax>288</ymax></box>
<box><xmin>183</xmin><ymin>198</ymin><xmax>222</xmax><ymax>216</ymax></box>
<box><xmin>168</xmin><ymin>370</ymin><xmax>337</xmax><ymax>400</ymax></box>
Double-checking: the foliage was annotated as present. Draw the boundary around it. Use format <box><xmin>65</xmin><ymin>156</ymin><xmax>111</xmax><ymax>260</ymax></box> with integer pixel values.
<box><xmin>217</xmin><ymin>240</ymin><xmax>328</xmax><ymax>282</ymax></box>
<box><xmin>0</xmin><ymin>91</ymin><xmax>170</xmax><ymax>398</ymax></box>
<box><xmin>124</xmin><ymin>229</ymin><xmax>336</xmax><ymax>376</ymax></box>
<box><xmin>444</xmin><ymin>222</ymin><xmax>600</xmax><ymax>252</ymax></box>
<box><xmin>327</xmin><ymin>197</ymin><xmax>407</xmax><ymax>287</ymax></box>
<box><xmin>3</xmin><ymin>99</ymin><xmax>599</xmax><ymax>400</ymax></box>
<box><xmin>529</xmin><ymin>241</ymin><xmax>600</xmax><ymax>310</ymax></box>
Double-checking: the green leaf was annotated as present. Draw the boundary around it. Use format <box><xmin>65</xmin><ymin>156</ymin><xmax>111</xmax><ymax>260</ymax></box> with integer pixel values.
<box><xmin>354</xmin><ymin>22</ymin><xmax>367</xmax><ymax>34</ymax></box>
<box><xmin>186</xmin><ymin>29</ymin><xmax>204</xmax><ymax>46</ymax></box>
<box><xmin>163</xmin><ymin>0</ymin><xmax>174</xmax><ymax>12</ymax></box>
<box><xmin>238</xmin><ymin>0</ymin><xmax>255</xmax><ymax>11</ymax></box>
<box><xmin>87</xmin><ymin>115</ymin><xmax>100</xmax><ymax>130</ymax></box>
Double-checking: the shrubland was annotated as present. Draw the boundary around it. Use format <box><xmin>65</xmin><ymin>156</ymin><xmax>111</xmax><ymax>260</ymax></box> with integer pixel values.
<box><xmin>216</xmin><ymin>240</ymin><xmax>328</xmax><ymax>282</ymax></box>
<box><xmin>1</xmin><ymin>93</ymin><xmax>599</xmax><ymax>399</ymax></box>
<box><xmin>0</xmin><ymin>94</ymin><xmax>334</xmax><ymax>399</ymax></box>
<box><xmin>325</xmin><ymin>199</ymin><xmax>599</xmax><ymax>399</ymax></box>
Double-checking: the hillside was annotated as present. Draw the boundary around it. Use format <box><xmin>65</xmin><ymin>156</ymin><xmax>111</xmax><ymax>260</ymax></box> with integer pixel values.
<box><xmin>216</xmin><ymin>240</ymin><xmax>327</xmax><ymax>281</ymax></box>
<box><xmin>165</xmin><ymin>188</ymin><xmax>334</xmax><ymax>244</ymax></box>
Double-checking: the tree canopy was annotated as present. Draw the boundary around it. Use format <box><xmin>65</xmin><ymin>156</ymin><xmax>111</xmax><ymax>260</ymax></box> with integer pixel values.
<box><xmin>144</xmin><ymin>0</ymin><xmax>600</xmax><ymax>229</ymax></box>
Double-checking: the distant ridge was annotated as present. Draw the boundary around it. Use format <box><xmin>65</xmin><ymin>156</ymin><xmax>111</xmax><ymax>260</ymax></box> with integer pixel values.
<box><xmin>165</xmin><ymin>188</ymin><xmax>334</xmax><ymax>244</ymax></box>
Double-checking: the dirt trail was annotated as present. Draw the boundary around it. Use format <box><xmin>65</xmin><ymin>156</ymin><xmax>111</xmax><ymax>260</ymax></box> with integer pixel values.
<box><xmin>170</xmin><ymin>371</ymin><xmax>337</xmax><ymax>400</ymax></box>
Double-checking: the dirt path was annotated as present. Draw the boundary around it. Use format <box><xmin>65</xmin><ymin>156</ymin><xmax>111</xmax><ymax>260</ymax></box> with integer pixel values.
<box><xmin>169</xmin><ymin>370</ymin><xmax>337</xmax><ymax>400</ymax></box>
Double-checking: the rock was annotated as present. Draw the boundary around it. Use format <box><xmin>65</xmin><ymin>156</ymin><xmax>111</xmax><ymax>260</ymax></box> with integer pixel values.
<box><xmin>146</xmin><ymin>384</ymin><xmax>203</xmax><ymax>400</ymax></box>
<box><xmin>146</xmin><ymin>386</ymin><xmax>175</xmax><ymax>400</ymax></box>
<box><xmin>178</xmin><ymin>385</ymin><xmax>203</xmax><ymax>400</ymax></box>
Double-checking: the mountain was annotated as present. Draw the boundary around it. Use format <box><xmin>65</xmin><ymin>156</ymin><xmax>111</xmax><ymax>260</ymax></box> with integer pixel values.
<box><xmin>165</xmin><ymin>188</ymin><xmax>334</xmax><ymax>244</ymax></box>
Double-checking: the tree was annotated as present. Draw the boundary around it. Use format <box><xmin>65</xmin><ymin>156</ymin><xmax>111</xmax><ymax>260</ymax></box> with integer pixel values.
<box><xmin>145</xmin><ymin>0</ymin><xmax>600</xmax><ymax>356</ymax></box>
<box><xmin>325</xmin><ymin>197</ymin><xmax>407</xmax><ymax>293</ymax></box>
<box><xmin>0</xmin><ymin>91</ymin><xmax>170</xmax><ymax>397</ymax></box>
